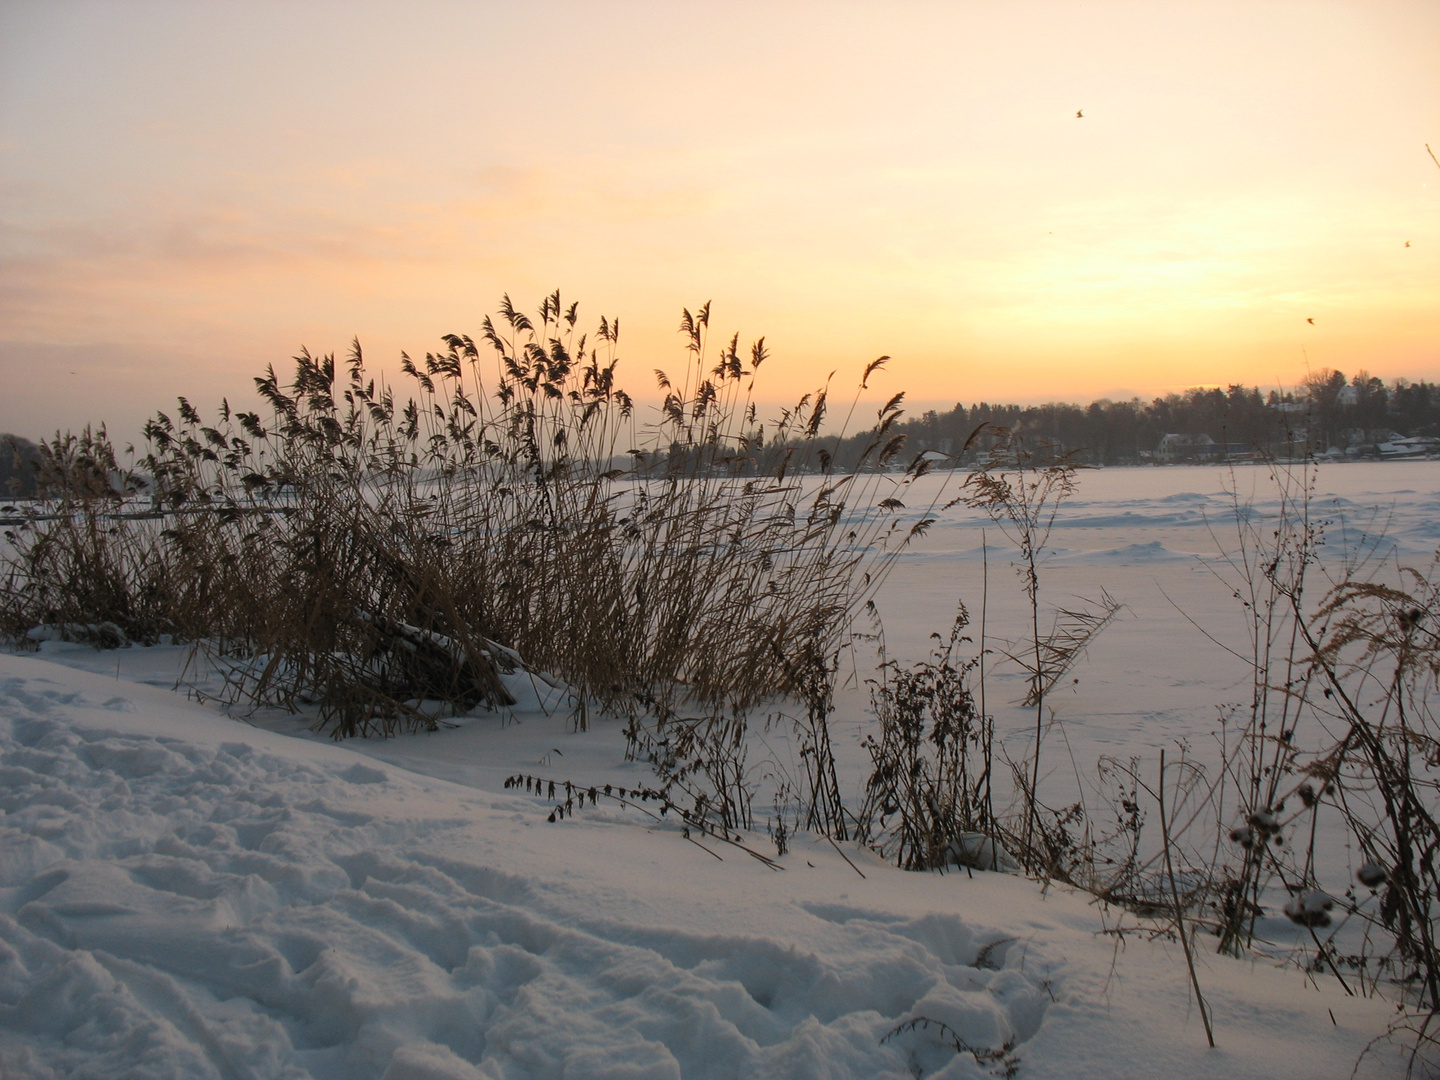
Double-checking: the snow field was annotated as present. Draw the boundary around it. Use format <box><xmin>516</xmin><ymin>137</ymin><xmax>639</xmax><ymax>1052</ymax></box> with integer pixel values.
<box><xmin>0</xmin><ymin>652</ymin><xmax>1403</xmax><ymax>1079</ymax></box>
<box><xmin>0</xmin><ymin>658</ymin><xmax>1063</xmax><ymax>1079</ymax></box>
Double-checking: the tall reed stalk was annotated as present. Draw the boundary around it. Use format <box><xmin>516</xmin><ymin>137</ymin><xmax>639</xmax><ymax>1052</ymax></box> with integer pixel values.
<box><xmin>2</xmin><ymin>295</ymin><xmax>939</xmax><ymax>751</ymax></box>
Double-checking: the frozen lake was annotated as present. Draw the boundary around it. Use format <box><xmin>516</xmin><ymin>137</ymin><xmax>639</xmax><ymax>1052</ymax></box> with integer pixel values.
<box><xmin>866</xmin><ymin>459</ymin><xmax>1440</xmax><ymax>760</ymax></box>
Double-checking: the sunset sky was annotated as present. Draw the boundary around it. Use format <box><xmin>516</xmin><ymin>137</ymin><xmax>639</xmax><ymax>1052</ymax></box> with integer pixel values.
<box><xmin>2</xmin><ymin>1</ymin><xmax>1438</xmax><ymax>441</ymax></box>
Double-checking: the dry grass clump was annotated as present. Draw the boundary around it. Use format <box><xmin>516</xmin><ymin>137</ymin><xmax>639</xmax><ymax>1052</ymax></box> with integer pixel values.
<box><xmin>1017</xmin><ymin>460</ymin><xmax>1440</xmax><ymax>1068</ymax></box>
<box><xmin>1</xmin><ymin>294</ymin><xmax>939</xmax><ymax>740</ymax></box>
<box><xmin>854</xmin><ymin>428</ymin><xmax>1127</xmax><ymax>880</ymax></box>
<box><xmin>1134</xmin><ymin>463</ymin><xmax>1440</xmax><ymax>1009</ymax></box>
<box><xmin>0</xmin><ymin>428</ymin><xmax>166</xmax><ymax>646</ymax></box>
<box><xmin>1177</xmin><ymin>462</ymin><xmax>1440</xmax><ymax>1067</ymax></box>
<box><xmin>857</xmin><ymin>605</ymin><xmax>997</xmax><ymax>871</ymax></box>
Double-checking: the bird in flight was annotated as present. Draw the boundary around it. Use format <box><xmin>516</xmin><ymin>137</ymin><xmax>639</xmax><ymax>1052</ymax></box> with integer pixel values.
<box><xmin>1075</xmin><ymin>109</ymin><xmax>1084</xmax><ymax>118</ymax></box>
<box><xmin>1307</xmin><ymin>318</ymin><xmax>1315</xmax><ymax>325</ymax></box>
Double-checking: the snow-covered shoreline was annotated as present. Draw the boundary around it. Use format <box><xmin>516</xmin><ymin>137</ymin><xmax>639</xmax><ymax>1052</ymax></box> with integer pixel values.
<box><xmin>4</xmin><ymin>462</ymin><xmax>1436</xmax><ymax>1078</ymax></box>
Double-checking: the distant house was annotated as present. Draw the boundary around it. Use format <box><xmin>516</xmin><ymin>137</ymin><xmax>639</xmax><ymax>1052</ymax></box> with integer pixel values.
<box><xmin>1155</xmin><ymin>433</ymin><xmax>1216</xmax><ymax>463</ymax></box>
<box><xmin>1377</xmin><ymin>436</ymin><xmax>1440</xmax><ymax>459</ymax></box>
<box><xmin>1154</xmin><ymin>433</ymin><xmax>1257</xmax><ymax>464</ymax></box>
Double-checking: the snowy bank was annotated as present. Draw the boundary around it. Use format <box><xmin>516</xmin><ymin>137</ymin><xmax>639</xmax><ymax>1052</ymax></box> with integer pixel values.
<box><xmin>0</xmin><ymin>651</ymin><xmax>1399</xmax><ymax>1080</ymax></box>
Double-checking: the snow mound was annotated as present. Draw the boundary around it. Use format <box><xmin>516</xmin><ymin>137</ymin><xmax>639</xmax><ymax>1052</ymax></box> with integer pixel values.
<box><xmin>1050</xmin><ymin>541</ymin><xmax>1202</xmax><ymax>564</ymax></box>
<box><xmin>1046</xmin><ymin>508</ymin><xmax>1211</xmax><ymax>528</ymax></box>
<box><xmin>1156</xmin><ymin>492</ymin><xmax>1215</xmax><ymax>504</ymax></box>
<box><xmin>0</xmin><ymin>659</ymin><xmax>1051</xmax><ymax>1079</ymax></box>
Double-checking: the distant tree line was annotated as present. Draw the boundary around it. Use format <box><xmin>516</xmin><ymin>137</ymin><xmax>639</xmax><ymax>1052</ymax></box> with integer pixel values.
<box><xmin>4</xmin><ymin>369</ymin><xmax>1437</xmax><ymax>496</ymax></box>
<box><xmin>821</xmin><ymin>369</ymin><xmax>1440</xmax><ymax>468</ymax></box>
<box><xmin>1</xmin><ymin>435</ymin><xmax>40</xmax><ymax>498</ymax></box>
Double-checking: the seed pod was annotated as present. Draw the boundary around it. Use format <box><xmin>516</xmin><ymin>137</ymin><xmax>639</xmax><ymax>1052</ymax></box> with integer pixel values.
<box><xmin>1283</xmin><ymin>890</ymin><xmax>1334</xmax><ymax>928</ymax></box>
<box><xmin>1247</xmin><ymin>810</ymin><xmax>1279</xmax><ymax>836</ymax></box>
<box><xmin>1357</xmin><ymin>862</ymin><xmax>1388</xmax><ymax>889</ymax></box>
